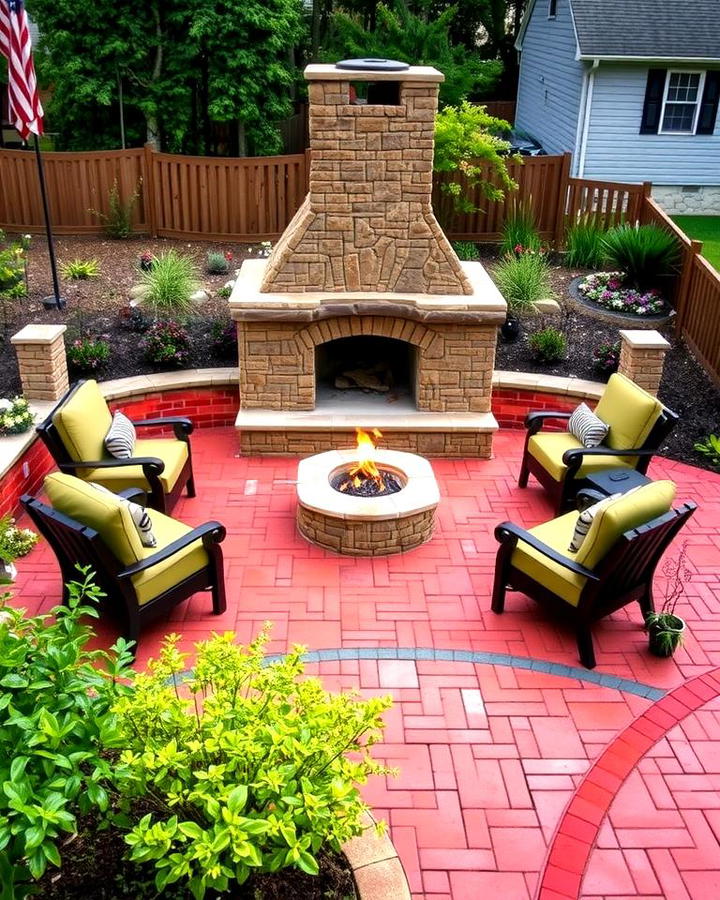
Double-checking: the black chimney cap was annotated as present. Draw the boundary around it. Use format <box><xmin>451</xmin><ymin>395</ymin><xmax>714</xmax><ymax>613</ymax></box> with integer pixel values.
<box><xmin>335</xmin><ymin>58</ymin><xmax>410</xmax><ymax>72</ymax></box>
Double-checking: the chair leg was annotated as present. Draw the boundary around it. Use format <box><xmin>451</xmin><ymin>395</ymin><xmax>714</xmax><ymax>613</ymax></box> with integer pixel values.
<box><xmin>186</xmin><ymin>472</ymin><xmax>196</xmax><ymax>498</ymax></box>
<box><xmin>491</xmin><ymin>547</ymin><xmax>511</xmax><ymax>613</ymax></box>
<box><xmin>638</xmin><ymin>586</ymin><xmax>654</xmax><ymax>620</ymax></box>
<box><xmin>576</xmin><ymin>626</ymin><xmax>596</xmax><ymax>669</ymax></box>
<box><xmin>518</xmin><ymin>452</ymin><xmax>530</xmax><ymax>488</ymax></box>
<box><xmin>212</xmin><ymin>576</ymin><xmax>226</xmax><ymax>615</ymax></box>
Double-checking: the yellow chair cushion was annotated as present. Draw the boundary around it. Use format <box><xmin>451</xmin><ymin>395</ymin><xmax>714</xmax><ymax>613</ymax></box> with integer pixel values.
<box><xmin>576</xmin><ymin>480</ymin><xmax>676</xmax><ymax>571</ymax></box>
<box><xmin>594</xmin><ymin>373</ymin><xmax>663</xmax><ymax>451</ymax></box>
<box><xmin>81</xmin><ymin>439</ymin><xmax>188</xmax><ymax>493</ymax></box>
<box><xmin>44</xmin><ymin>473</ymin><xmax>143</xmax><ymax>566</ymax></box>
<box><xmin>130</xmin><ymin>511</ymin><xmax>209</xmax><ymax>606</ymax></box>
<box><xmin>52</xmin><ymin>380</ymin><xmax>112</xmax><ymax>463</ymax></box>
<box><xmin>528</xmin><ymin>432</ymin><xmax>634</xmax><ymax>482</ymax></box>
<box><xmin>511</xmin><ymin>510</ymin><xmax>587</xmax><ymax>607</ymax></box>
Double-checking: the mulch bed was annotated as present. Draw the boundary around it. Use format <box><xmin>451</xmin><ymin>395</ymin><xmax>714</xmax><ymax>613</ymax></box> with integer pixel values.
<box><xmin>1</xmin><ymin>237</ymin><xmax>719</xmax><ymax>472</ymax></box>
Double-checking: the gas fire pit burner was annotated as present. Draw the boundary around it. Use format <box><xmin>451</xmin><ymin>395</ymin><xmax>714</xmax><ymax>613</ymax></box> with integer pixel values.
<box><xmin>331</xmin><ymin>467</ymin><xmax>403</xmax><ymax>497</ymax></box>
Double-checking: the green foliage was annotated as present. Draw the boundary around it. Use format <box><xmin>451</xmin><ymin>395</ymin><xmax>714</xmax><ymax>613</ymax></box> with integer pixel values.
<box><xmin>500</xmin><ymin>199</ymin><xmax>541</xmax><ymax>256</ymax></box>
<box><xmin>645</xmin><ymin>541</ymin><xmax>691</xmax><ymax>656</ymax></box>
<box><xmin>601</xmin><ymin>224</ymin><xmax>680</xmax><ymax>289</ymax></box>
<box><xmin>493</xmin><ymin>251</ymin><xmax>550</xmax><ymax>315</ymax></box>
<box><xmin>216</xmin><ymin>285</ymin><xmax>233</xmax><ymax>300</ymax></box>
<box><xmin>142</xmin><ymin>320</ymin><xmax>191</xmax><ymax>367</ymax></box>
<box><xmin>90</xmin><ymin>179</ymin><xmax>141</xmax><ymax>240</ymax></box>
<box><xmin>206</xmin><ymin>251</ymin><xmax>230</xmax><ymax>275</ymax></box>
<box><xmin>60</xmin><ymin>258</ymin><xmax>100</xmax><ymax>280</ymax></box>
<box><xmin>327</xmin><ymin>1</ymin><xmax>501</xmax><ymax>107</ymax></box>
<box><xmin>140</xmin><ymin>251</ymin><xmax>198</xmax><ymax>315</ymax></box>
<box><xmin>0</xmin><ymin>396</ymin><xmax>34</xmax><ymax>436</ymax></box>
<box><xmin>0</xmin><ymin>517</ymin><xmax>39</xmax><ymax>565</ymax></box>
<box><xmin>211</xmin><ymin>319</ymin><xmax>238</xmax><ymax>358</ymax></box>
<box><xmin>592</xmin><ymin>340</ymin><xmax>620</xmax><ymax>377</ymax></box>
<box><xmin>694</xmin><ymin>433</ymin><xmax>720</xmax><ymax>468</ymax></box>
<box><xmin>452</xmin><ymin>241</ymin><xmax>480</xmax><ymax>261</ymax></box>
<box><xmin>529</xmin><ymin>326</ymin><xmax>567</xmax><ymax>363</ymax></box>
<box><xmin>0</xmin><ymin>231</ymin><xmax>28</xmax><ymax>301</ymax></box>
<box><xmin>0</xmin><ymin>568</ymin><xmax>134</xmax><ymax>899</ymax></box>
<box><xmin>434</xmin><ymin>101</ymin><xmax>516</xmax><ymax>214</ymax></box>
<box><xmin>108</xmin><ymin>626</ymin><xmax>394</xmax><ymax>899</ymax></box>
<box><xmin>565</xmin><ymin>215</ymin><xmax>608</xmax><ymax>269</ymax></box>
<box><xmin>67</xmin><ymin>336</ymin><xmax>111</xmax><ymax>375</ymax></box>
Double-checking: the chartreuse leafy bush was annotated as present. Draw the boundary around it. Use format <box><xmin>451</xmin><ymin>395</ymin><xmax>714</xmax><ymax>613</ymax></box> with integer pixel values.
<box><xmin>108</xmin><ymin>626</ymin><xmax>394</xmax><ymax>899</ymax></box>
<box><xmin>0</xmin><ymin>568</ymin><xmax>134</xmax><ymax>900</ymax></box>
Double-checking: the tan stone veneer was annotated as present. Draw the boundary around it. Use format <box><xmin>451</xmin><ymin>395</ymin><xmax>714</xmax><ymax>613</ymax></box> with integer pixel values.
<box><xmin>260</xmin><ymin>64</ymin><xmax>471</xmax><ymax>296</ymax></box>
<box><xmin>11</xmin><ymin>324</ymin><xmax>69</xmax><ymax>402</ymax></box>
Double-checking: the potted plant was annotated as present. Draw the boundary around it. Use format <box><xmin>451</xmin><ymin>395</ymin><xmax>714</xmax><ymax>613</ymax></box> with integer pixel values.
<box><xmin>645</xmin><ymin>541</ymin><xmax>691</xmax><ymax>658</ymax></box>
<box><xmin>138</xmin><ymin>250</ymin><xmax>154</xmax><ymax>272</ymax></box>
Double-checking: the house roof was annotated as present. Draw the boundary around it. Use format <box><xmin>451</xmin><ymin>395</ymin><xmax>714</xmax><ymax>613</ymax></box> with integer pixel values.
<box><xmin>517</xmin><ymin>0</ymin><xmax>720</xmax><ymax>62</ymax></box>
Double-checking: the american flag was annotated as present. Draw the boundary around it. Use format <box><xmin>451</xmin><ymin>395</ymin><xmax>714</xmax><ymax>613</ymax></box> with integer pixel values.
<box><xmin>0</xmin><ymin>0</ymin><xmax>44</xmax><ymax>139</ymax></box>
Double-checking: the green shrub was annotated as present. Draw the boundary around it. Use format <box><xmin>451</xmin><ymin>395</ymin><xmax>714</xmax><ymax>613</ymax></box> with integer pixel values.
<box><xmin>90</xmin><ymin>178</ymin><xmax>141</xmax><ymax>239</ymax></box>
<box><xmin>500</xmin><ymin>199</ymin><xmax>541</xmax><ymax>256</ymax></box>
<box><xmin>140</xmin><ymin>250</ymin><xmax>199</xmax><ymax>314</ymax></box>
<box><xmin>108</xmin><ymin>626</ymin><xmax>394</xmax><ymax>899</ymax></box>
<box><xmin>694</xmin><ymin>434</ymin><xmax>720</xmax><ymax>468</ymax></box>
<box><xmin>592</xmin><ymin>340</ymin><xmax>621</xmax><ymax>376</ymax></box>
<box><xmin>601</xmin><ymin>223</ymin><xmax>680</xmax><ymax>288</ymax></box>
<box><xmin>0</xmin><ymin>396</ymin><xmax>34</xmax><ymax>435</ymax></box>
<box><xmin>217</xmin><ymin>284</ymin><xmax>233</xmax><ymax>299</ymax></box>
<box><xmin>493</xmin><ymin>252</ymin><xmax>551</xmax><ymax>315</ymax></box>
<box><xmin>211</xmin><ymin>319</ymin><xmax>237</xmax><ymax>358</ymax></box>
<box><xmin>565</xmin><ymin>216</ymin><xmax>607</xmax><ymax>269</ymax></box>
<box><xmin>0</xmin><ymin>568</ymin><xmax>133</xmax><ymax>899</ymax></box>
<box><xmin>206</xmin><ymin>251</ymin><xmax>231</xmax><ymax>275</ymax></box>
<box><xmin>452</xmin><ymin>241</ymin><xmax>480</xmax><ymax>261</ymax></box>
<box><xmin>60</xmin><ymin>258</ymin><xmax>100</xmax><ymax>280</ymax></box>
<box><xmin>67</xmin><ymin>335</ymin><xmax>111</xmax><ymax>374</ymax></box>
<box><xmin>142</xmin><ymin>320</ymin><xmax>191</xmax><ymax>367</ymax></box>
<box><xmin>529</xmin><ymin>327</ymin><xmax>567</xmax><ymax>362</ymax></box>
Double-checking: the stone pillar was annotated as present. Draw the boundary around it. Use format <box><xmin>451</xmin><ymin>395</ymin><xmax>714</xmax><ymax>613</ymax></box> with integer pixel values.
<box><xmin>10</xmin><ymin>324</ymin><xmax>69</xmax><ymax>401</ymax></box>
<box><xmin>618</xmin><ymin>330</ymin><xmax>670</xmax><ymax>397</ymax></box>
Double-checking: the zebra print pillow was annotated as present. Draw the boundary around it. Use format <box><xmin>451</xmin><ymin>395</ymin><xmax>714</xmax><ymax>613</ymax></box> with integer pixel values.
<box><xmin>104</xmin><ymin>411</ymin><xmax>136</xmax><ymax>459</ymax></box>
<box><xmin>569</xmin><ymin>494</ymin><xmax>618</xmax><ymax>553</ymax></box>
<box><xmin>568</xmin><ymin>403</ymin><xmax>609</xmax><ymax>449</ymax></box>
<box><xmin>88</xmin><ymin>483</ymin><xmax>157</xmax><ymax>548</ymax></box>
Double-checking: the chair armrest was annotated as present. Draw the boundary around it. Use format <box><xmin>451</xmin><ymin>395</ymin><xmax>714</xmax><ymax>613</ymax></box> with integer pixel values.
<box><xmin>562</xmin><ymin>446</ymin><xmax>657</xmax><ymax>466</ymax></box>
<box><xmin>117</xmin><ymin>521</ymin><xmax>226</xmax><ymax>578</ymax></box>
<box><xmin>118</xmin><ymin>487</ymin><xmax>148</xmax><ymax>505</ymax></box>
<box><xmin>59</xmin><ymin>456</ymin><xmax>165</xmax><ymax>474</ymax></box>
<box><xmin>494</xmin><ymin>521</ymin><xmax>600</xmax><ymax>580</ymax></box>
<box><xmin>576</xmin><ymin>488</ymin><xmax>606</xmax><ymax>510</ymax></box>
<box><xmin>132</xmin><ymin>417</ymin><xmax>194</xmax><ymax>438</ymax></box>
<box><xmin>525</xmin><ymin>411</ymin><xmax>572</xmax><ymax>436</ymax></box>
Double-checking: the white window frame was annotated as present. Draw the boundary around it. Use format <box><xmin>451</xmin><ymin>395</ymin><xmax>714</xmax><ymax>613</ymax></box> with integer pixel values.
<box><xmin>548</xmin><ymin>0</ymin><xmax>558</xmax><ymax>18</ymax></box>
<box><xmin>659</xmin><ymin>69</ymin><xmax>706</xmax><ymax>135</ymax></box>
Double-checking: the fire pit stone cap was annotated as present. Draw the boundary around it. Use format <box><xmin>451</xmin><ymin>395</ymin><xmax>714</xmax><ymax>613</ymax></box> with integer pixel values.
<box><xmin>305</xmin><ymin>63</ymin><xmax>444</xmax><ymax>83</ymax></box>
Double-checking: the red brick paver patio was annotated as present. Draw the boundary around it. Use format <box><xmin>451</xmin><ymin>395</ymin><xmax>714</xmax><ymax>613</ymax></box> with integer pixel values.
<box><xmin>11</xmin><ymin>428</ymin><xmax>720</xmax><ymax>899</ymax></box>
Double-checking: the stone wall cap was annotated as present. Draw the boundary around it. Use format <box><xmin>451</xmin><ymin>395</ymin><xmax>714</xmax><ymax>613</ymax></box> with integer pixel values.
<box><xmin>305</xmin><ymin>63</ymin><xmax>444</xmax><ymax>83</ymax></box>
<box><xmin>618</xmin><ymin>329</ymin><xmax>671</xmax><ymax>350</ymax></box>
<box><xmin>11</xmin><ymin>324</ymin><xmax>67</xmax><ymax>345</ymax></box>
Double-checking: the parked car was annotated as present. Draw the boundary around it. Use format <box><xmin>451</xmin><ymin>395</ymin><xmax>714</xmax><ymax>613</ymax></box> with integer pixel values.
<box><xmin>505</xmin><ymin>129</ymin><xmax>546</xmax><ymax>156</ymax></box>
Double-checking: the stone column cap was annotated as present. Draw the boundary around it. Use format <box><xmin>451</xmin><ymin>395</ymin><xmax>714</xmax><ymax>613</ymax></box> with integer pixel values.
<box><xmin>618</xmin><ymin>329</ymin><xmax>671</xmax><ymax>350</ymax></box>
<box><xmin>11</xmin><ymin>324</ymin><xmax>67</xmax><ymax>345</ymax></box>
<box><xmin>304</xmin><ymin>63</ymin><xmax>444</xmax><ymax>83</ymax></box>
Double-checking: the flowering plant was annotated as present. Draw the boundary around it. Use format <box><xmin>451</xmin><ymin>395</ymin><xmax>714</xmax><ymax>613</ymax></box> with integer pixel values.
<box><xmin>0</xmin><ymin>396</ymin><xmax>34</xmax><ymax>435</ymax></box>
<box><xmin>512</xmin><ymin>243</ymin><xmax>546</xmax><ymax>257</ymax></box>
<box><xmin>0</xmin><ymin>514</ymin><xmax>39</xmax><ymax>562</ymax></box>
<box><xmin>592</xmin><ymin>340</ymin><xmax>621</xmax><ymax>376</ymax></box>
<box><xmin>67</xmin><ymin>335</ymin><xmax>111</xmax><ymax>374</ymax></box>
<box><xmin>578</xmin><ymin>271</ymin><xmax>668</xmax><ymax>316</ymax></box>
<box><xmin>142</xmin><ymin>319</ymin><xmax>190</xmax><ymax>367</ymax></box>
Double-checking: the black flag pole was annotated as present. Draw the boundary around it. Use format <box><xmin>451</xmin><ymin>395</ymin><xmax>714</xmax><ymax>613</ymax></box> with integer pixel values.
<box><xmin>32</xmin><ymin>134</ymin><xmax>65</xmax><ymax>310</ymax></box>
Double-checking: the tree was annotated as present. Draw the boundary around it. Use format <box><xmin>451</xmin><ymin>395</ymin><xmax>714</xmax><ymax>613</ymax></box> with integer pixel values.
<box><xmin>326</xmin><ymin>1</ymin><xmax>501</xmax><ymax>106</ymax></box>
<box><xmin>26</xmin><ymin>0</ymin><xmax>307</xmax><ymax>155</ymax></box>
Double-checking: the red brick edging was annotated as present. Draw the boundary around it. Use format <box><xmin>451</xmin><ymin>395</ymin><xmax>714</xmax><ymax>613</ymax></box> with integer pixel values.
<box><xmin>536</xmin><ymin>667</ymin><xmax>720</xmax><ymax>899</ymax></box>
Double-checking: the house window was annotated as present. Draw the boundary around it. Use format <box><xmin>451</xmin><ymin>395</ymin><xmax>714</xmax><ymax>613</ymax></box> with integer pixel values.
<box><xmin>548</xmin><ymin>0</ymin><xmax>558</xmax><ymax>17</ymax></box>
<box><xmin>660</xmin><ymin>71</ymin><xmax>706</xmax><ymax>134</ymax></box>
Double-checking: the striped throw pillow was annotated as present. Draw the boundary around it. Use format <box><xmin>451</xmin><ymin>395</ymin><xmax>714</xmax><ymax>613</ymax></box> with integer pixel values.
<box><xmin>105</xmin><ymin>411</ymin><xmax>136</xmax><ymax>459</ymax></box>
<box><xmin>88</xmin><ymin>483</ymin><xmax>157</xmax><ymax>548</ymax></box>
<box><xmin>568</xmin><ymin>403</ymin><xmax>609</xmax><ymax>449</ymax></box>
<box><xmin>569</xmin><ymin>494</ymin><xmax>619</xmax><ymax>553</ymax></box>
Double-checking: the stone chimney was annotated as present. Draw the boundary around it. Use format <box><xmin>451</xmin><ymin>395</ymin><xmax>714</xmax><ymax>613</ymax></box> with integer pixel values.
<box><xmin>260</xmin><ymin>62</ymin><xmax>472</xmax><ymax>296</ymax></box>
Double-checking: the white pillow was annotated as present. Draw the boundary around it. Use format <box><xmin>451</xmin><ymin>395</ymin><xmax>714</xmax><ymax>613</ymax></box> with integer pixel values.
<box><xmin>569</xmin><ymin>494</ymin><xmax>619</xmax><ymax>553</ymax></box>
<box><xmin>568</xmin><ymin>402</ymin><xmax>609</xmax><ymax>449</ymax></box>
<box><xmin>88</xmin><ymin>483</ymin><xmax>157</xmax><ymax>548</ymax></box>
<box><xmin>104</xmin><ymin>411</ymin><xmax>136</xmax><ymax>459</ymax></box>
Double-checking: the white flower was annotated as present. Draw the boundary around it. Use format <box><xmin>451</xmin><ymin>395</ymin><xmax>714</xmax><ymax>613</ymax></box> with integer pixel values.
<box><xmin>0</xmin><ymin>399</ymin><xmax>11</xmax><ymax>412</ymax></box>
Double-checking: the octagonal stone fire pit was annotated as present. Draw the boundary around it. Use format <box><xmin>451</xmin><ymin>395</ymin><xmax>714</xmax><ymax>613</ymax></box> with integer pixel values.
<box><xmin>296</xmin><ymin>446</ymin><xmax>440</xmax><ymax>556</ymax></box>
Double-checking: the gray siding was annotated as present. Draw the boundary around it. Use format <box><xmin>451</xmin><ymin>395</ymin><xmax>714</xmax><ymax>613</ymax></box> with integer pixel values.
<box><xmin>583</xmin><ymin>65</ymin><xmax>720</xmax><ymax>185</ymax></box>
<box><xmin>515</xmin><ymin>0</ymin><xmax>586</xmax><ymax>156</ymax></box>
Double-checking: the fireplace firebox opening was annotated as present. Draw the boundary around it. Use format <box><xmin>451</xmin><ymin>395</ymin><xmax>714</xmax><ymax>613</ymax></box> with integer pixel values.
<box><xmin>315</xmin><ymin>336</ymin><xmax>416</xmax><ymax>409</ymax></box>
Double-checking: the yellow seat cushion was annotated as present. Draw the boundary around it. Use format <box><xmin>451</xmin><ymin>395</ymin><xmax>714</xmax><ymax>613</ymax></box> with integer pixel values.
<box><xmin>528</xmin><ymin>432</ymin><xmax>634</xmax><ymax>482</ymax></box>
<box><xmin>81</xmin><ymin>439</ymin><xmax>189</xmax><ymax>493</ymax></box>
<box><xmin>576</xmin><ymin>480</ymin><xmax>676</xmax><ymax>570</ymax></box>
<box><xmin>130</xmin><ymin>511</ymin><xmax>209</xmax><ymax>606</ymax></box>
<box><xmin>53</xmin><ymin>380</ymin><xmax>112</xmax><ymax>462</ymax></box>
<box><xmin>44</xmin><ymin>473</ymin><xmax>143</xmax><ymax>566</ymax></box>
<box><xmin>594</xmin><ymin>373</ymin><xmax>663</xmax><ymax>451</ymax></box>
<box><xmin>511</xmin><ymin>510</ymin><xmax>587</xmax><ymax>607</ymax></box>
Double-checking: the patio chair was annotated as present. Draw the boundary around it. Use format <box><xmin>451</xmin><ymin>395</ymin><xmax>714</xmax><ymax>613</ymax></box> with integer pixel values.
<box><xmin>517</xmin><ymin>373</ymin><xmax>679</xmax><ymax>513</ymax></box>
<box><xmin>36</xmin><ymin>379</ymin><xmax>196</xmax><ymax>514</ymax></box>
<box><xmin>491</xmin><ymin>480</ymin><xmax>696</xmax><ymax>668</ymax></box>
<box><xmin>22</xmin><ymin>473</ymin><xmax>226</xmax><ymax>649</ymax></box>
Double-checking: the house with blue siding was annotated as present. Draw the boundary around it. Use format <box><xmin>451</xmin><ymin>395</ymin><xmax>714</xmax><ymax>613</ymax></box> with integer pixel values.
<box><xmin>514</xmin><ymin>0</ymin><xmax>720</xmax><ymax>214</ymax></box>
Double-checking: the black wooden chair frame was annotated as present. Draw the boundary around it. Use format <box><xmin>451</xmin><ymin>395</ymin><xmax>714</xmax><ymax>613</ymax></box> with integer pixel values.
<box><xmin>517</xmin><ymin>405</ymin><xmax>680</xmax><ymax>513</ymax></box>
<box><xmin>21</xmin><ymin>490</ymin><xmax>226</xmax><ymax>653</ymax></box>
<box><xmin>491</xmin><ymin>495</ymin><xmax>697</xmax><ymax>668</ymax></box>
<box><xmin>36</xmin><ymin>380</ymin><xmax>196</xmax><ymax>514</ymax></box>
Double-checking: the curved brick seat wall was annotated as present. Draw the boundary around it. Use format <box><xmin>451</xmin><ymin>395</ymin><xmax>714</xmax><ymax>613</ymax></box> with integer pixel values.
<box><xmin>0</xmin><ymin>370</ymin><xmax>603</xmax><ymax>518</ymax></box>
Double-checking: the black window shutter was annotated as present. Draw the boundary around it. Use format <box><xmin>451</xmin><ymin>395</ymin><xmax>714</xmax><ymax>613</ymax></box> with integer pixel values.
<box><xmin>640</xmin><ymin>69</ymin><xmax>667</xmax><ymax>134</ymax></box>
<box><xmin>697</xmin><ymin>71</ymin><xmax>720</xmax><ymax>135</ymax></box>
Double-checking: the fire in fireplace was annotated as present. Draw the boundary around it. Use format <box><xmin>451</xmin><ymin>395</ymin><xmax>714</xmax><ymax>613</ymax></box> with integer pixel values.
<box><xmin>330</xmin><ymin>428</ymin><xmax>403</xmax><ymax>497</ymax></box>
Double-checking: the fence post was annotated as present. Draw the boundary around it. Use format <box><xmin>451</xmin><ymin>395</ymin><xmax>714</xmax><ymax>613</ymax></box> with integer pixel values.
<box><xmin>674</xmin><ymin>239</ymin><xmax>702</xmax><ymax>328</ymax></box>
<box><xmin>143</xmin><ymin>142</ymin><xmax>158</xmax><ymax>238</ymax></box>
<box><xmin>553</xmin><ymin>152</ymin><xmax>572</xmax><ymax>247</ymax></box>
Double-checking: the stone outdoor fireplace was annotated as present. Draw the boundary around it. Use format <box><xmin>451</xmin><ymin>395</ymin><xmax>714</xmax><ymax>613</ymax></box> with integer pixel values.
<box><xmin>229</xmin><ymin>60</ymin><xmax>506</xmax><ymax>457</ymax></box>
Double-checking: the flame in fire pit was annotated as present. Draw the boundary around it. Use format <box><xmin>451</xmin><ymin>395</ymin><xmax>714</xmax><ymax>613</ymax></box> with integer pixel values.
<box><xmin>345</xmin><ymin>427</ymin><xmax>383</xmax><ymax>490</ymax></box>
<box><xmin>331</xmin><ymin>428</ymin><xmax>403</xmax><ymax>496</ymax></box>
